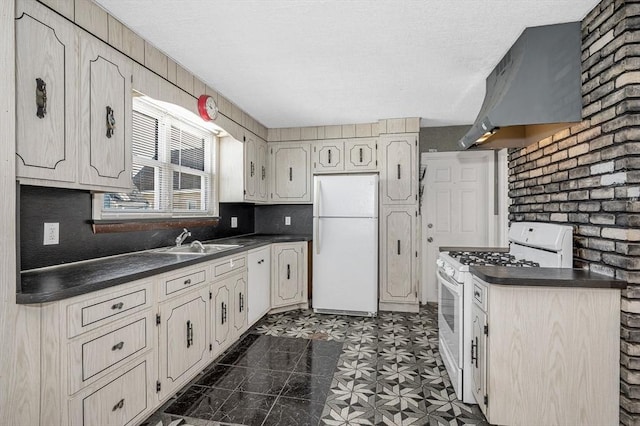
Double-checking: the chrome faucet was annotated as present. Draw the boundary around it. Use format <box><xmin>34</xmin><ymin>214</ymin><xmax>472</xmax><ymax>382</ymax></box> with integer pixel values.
<box><xmin>175</xmin><ymin>228</ymin><xmax>191</xmax><ymax>247</ymax></box>
<box><xmin>190</xmin><ymin>240</ymin><xmax>205</xmax><ymax>253</ymax></box>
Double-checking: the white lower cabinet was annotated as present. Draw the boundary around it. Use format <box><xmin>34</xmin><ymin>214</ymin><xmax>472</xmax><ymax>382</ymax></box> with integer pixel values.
<box><xmin>379</xmin><ymin>205</ymin><xmax>419</xmax><ymax>311</ymax></box>
<box><xmin>471</xmin><ymin>277</ymin><xmax>621</xmax><ymax>426</ymax></box>
<box><xmin>39</xmin><ymin>243</ymin><xmax>304</xmax><ymax>426</ymax></box>
<box><xmin>69</xmin><ymin>356</ymin><xmax>153</xmax><ymax>426</ymax></box>
<box><xmin>247</xmin><ymin>246</ymin><xmax>271</xmax><ymax>326</ymax></box>
<box><xmin>157</xmin><ymin>287</ymin><xmax>210</xmax><ymax>401</ymax></box>
<box><xmin>271</xmin><ymin>242</ymin><xmax>308</xmax><ymax>311</ymax></box>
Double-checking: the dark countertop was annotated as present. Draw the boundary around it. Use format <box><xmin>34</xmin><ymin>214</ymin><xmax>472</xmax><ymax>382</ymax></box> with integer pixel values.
<box><xmin>440</xmin><ymin>246</ymin><xmax>509</xmax><ymax>253</ymax></box>
<box><xmin>469</xmin><ymin>266</ymin><xmax>627</xmax><ymax>289</ymax></box>
<box><xmin>18</xmin><ymin>234</ymin><xmax>312</xmax><ymax>304</ymax></box>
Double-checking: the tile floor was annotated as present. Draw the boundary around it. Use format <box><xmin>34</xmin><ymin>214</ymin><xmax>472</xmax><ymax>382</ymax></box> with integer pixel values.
<box><xmin>143</xmin><ymin>304</ymin><xmax>487</xmax><ymax>426</ymax></box>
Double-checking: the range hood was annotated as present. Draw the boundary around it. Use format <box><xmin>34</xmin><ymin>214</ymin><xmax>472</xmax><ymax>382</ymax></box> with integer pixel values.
<box><xmin>459</xmin><ymin>22</ymin><xmax>582</xmax><ymax>150</ymax></box>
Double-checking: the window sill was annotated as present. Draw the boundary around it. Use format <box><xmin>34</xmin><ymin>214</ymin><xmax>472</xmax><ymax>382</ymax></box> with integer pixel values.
<box><xmin>91</xmin><ymin>217</ymin><xmax>220</xmax><ymax>234</ymax></box>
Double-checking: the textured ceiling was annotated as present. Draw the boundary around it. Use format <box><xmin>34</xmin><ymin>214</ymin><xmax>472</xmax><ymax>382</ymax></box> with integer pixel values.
<box><xmin>93</xmin><ymin>0</ymin><xmax>599</xmax><ymax>128</ymax></box>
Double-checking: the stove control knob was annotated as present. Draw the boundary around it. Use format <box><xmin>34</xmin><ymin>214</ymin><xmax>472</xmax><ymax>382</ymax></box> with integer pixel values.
<box><xmin>445</xmin><ymin>265</ymin><xmax>455</xmax><ymax>277</ymax></box>
<box><xmin>436</xmin><ymin>259</ymin><xmax>444</xmax><ymax>268</ymax></box>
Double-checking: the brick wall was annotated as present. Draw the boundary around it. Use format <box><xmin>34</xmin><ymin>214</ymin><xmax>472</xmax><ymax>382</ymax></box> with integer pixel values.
<box><xmin>507</xmin><ymin>1</ymin><xmax>640</xmax><ymax>423</ymax></box>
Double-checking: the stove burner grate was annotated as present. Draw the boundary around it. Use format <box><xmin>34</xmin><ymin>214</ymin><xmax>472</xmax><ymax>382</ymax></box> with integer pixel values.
<box><xmin>448</xmin><ymin>251</ymin><xmax>540</xmax><ymax>267</ymax></box>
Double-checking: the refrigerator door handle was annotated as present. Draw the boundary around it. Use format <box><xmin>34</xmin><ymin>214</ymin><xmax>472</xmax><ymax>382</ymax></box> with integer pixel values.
<box><xmin>315</xmin><ymin>218</ymin><xmax>321</xmax><ymax>255</ymax></box>
<box><xmin>313</xmin><ymin>179</ymin><xmax>321</xmax><ymax>217</ymax></box>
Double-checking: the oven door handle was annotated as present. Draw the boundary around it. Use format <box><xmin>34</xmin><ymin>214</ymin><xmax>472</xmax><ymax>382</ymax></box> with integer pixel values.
<box><xmin>437</xmin><ymin>268</ymin><xmax>463</xmax><ymax>297</ymax></box>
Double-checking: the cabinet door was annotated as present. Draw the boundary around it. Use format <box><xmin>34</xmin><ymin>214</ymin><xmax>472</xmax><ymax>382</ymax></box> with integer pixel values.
<box><xmin>231</xmin><ymin>271</ymin><xmax>248</xmax><ymax>338</ymax></box>
<box><xmin>313</xmin><ymin>140</ymin><xmax>344</xmax><ymax>173</ymax></box>
<box><xmin>380</xmin><ymin>134</ymin><xmax>418</xmax><ymax>205</ymax></box>
<box><xmin>271</xmin><ymin>243</ymin><xmax>306</xmax><ymax>308</ymax></box>
<box><xmin>379</xmin><ymin>206</ymin><xmax>418</xmax><ymax>303</ymax></box>
<box><xmin>244</xmin><ymin>134</ymin><xmax>257</xmax><ymax>200</ymax></box>
<box><xmin>345</xmin><ymin>138</ymin><xmax>377</xmax><ymax>172</ymax></box>
<box><xmin>212</xmin><ymin>280</ymin><xmax>231</xmax><ymax>353</ymax></box>
<box><xmin>256</xmin><ymin>138</ymin><xmax>268</xmax><ymax>202</ymax></box>
<box><xmin>157</xmin><ymin>287</ymin><xmax>209</xmax><ymax>400</ymax></box>
<box><xmin>248</xmin><ymin>246</ymin><xmax>271</xmax><ymax>325</ymax></box>
<box><xmin>15</xmin><ymin>1</ymin><xmax>77</xmax><ymax>183</ymax></box>
<box><xmin>471</xmin><ymin>302</ymin><xmax>488</xmax><ymax>416</ymax></box>
<box><xmin>270</xmin><ymin>143</ymin><xmax>311</xmax><ymax>203</ymax></box>
<box><xmin>78</xmin><ymin>33</ymin><xmax>133</xmax><ymax>190</ymax></box>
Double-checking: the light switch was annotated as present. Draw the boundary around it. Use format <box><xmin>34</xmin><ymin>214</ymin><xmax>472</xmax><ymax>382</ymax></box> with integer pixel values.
<box><xmin>285</xmin><ymin>216</ymin><xmax>291</xmax><ymax>226</ymax></box>
<box><xmin>231</xmin><ymin>217</ymin><xmax>238</xmax><ymax>228</ymax></box>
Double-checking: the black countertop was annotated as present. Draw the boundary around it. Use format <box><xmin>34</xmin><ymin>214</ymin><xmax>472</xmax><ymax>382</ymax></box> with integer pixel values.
<box><xmin>469</xmin><ymin>266</ymin><xmax>626</xmax><ymax>289</ymax></box>
<box><xmin>18</xmin><ymin>234</ymin><xmax>312</xmax><ymax>304</ymax></box>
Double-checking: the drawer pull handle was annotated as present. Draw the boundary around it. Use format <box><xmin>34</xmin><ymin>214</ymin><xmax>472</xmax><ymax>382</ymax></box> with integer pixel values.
<box><xmin>397</xmin><ymin>240</ymin><xmax>401</xmax><ymax>255</ymax></box>
<box><xmin>35</xmin><ymin>78</ymin><xmax>47</xmax><ymax>118</ymax></box>
<box><xmin>106</xmin><ymin>106</ymin><xmax>116</xmax><ymax>138</ymax></box>
<box><xmin>250</xmin><ymin>161</ymin><xmax>255</xmax><ymax>177</ymax></box>
<box><xmin>111</xmin><ymin>302</ymin><xmax>124</xmax><ymax>310</ymax></box>
<box><xmin>328</xmin><ymin>149</ymin><xmax>332</xmax><ymax>164</ymax></box>
<box><xmin>111</xmin><ymin>341</ymin><xmax>124</xmax><ymax>351</ymax></box>
<box><xmin>186</xmin><ymin>320</ymin><xmax>193</xmax><ymax>348</ymax></box>
<box><xmin>221</xmin><ymin>302</ymin><xmax>227</xmax><ymax>324</ymax></box>
<box><xmin>287</xmin><ymin>264</ymin><xmax>290</xmax><ymax>280</ymax></box>
<box><xmin>474</xmin><ymin>291</ymin><xmax>480</xmax><ymax>298</ymax></box>
<box><xmin>112</xmin><ymin>398</ymin><xmax>124</xmax><ymax>411</ymax></box>
<box><xmin>261</xmin><ymin>165</ymin><xmax>266</xmax><ymax>180</ymax></box>
<box><xmin>359</xmin><ymin>148</ymin><xmax>363</xmax><ymax>163</ymax></box>
<box><xmin>239</xmin><ymin>292</ymin><xmax>244</xmax><ymax>312</ymax></box>
<box><xmin>397</xmin><ymin>164</ymin><xmax>401</xmax><ymax>179</ymax></box>
<box><xmin>184</xmin><ymin>278</ymin><xmax>192</xmax><ymax>286</ymax></box>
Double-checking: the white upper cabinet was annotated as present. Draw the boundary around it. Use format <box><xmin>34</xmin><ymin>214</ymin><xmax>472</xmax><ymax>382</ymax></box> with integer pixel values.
<box><xmin>15</xmin><ymin>0</ymin><xmax>133</xmax><ymax>192</ymax></box>
<box><xmin>269</xmin><ymin>142</ymin><xmax>312</xmax><ymax>203</ymax></box>
<box><xmin>345</xmin><ymin>138</ymin><xmax>377</xmax><ymax>172</ymax></box>
<box><xmin>312</xmin><ymin>140</ymin><xmax>344</xmax><ymax>174</ymax></box>
<box><xmin>15</xmin><ymin>0</ymin><xmax>77</xmax><ymax>183</ymax></box>
<box><xmin>219</xmin><ymin>133</ymin><xmax>268</xmax><ymax>203</ymax></box>
<box><xmin>78</xmin><ymin>33</ymin><xmax>133</xmax><ymax>190</ymax></box>
<box><xmin>379</xmin><ymin>134</ymin><xmax>418</xmax><ymax>205</ymax></box>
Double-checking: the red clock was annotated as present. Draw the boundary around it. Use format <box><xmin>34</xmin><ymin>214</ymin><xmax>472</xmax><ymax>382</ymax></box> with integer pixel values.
<box><xmin>197</xmin><ymin>94</ymin><xmax>218</xmax><ymax>121</ymax></box>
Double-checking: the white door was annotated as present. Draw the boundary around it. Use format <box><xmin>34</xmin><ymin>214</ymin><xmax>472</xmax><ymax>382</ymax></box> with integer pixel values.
<box><xmin>421</xmin><ymin>151</ymin><xmax>494</xmax><ymax>303</ymax></box>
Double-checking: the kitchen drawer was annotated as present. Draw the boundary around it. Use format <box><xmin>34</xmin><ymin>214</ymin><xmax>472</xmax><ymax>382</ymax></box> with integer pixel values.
<box><xmin>67</xmin><ymin>281</ymin><xmax>152</xmax><ymax>338</ymax></box>
<box><xmin>69</xmin><ymin>360</ymin><xmax>149</xmax><ymax>426</ymax></box>
<box><xmin>472</xmin><ymin>278</ymin><xmax>488</xmax><ymax>311</ymax></box>
<box><xmin>212</xmin><ymin>254</ymin><xmax>246</xmax><ymax>279</ymax></box>
<box><xmin>68</xmin><ymin>312</ymin><xmax>151</xmax><ymax>394</ymax></box>
<box><xmin>161</xmin><ymin>265</ymin><xmax>208</xmax><ymax>300</ymax></box>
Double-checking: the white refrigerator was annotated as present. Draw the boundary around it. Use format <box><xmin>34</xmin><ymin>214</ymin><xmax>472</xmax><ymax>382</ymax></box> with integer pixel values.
<box><xmin>312</xmin><ymin>173</ymin><xmax>378</xmax><ymax>316</ymax></box>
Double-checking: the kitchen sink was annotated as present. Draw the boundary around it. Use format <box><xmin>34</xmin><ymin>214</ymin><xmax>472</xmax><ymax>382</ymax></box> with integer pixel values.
<box><xmin>154</xmin><ymin>243</ymin><xmax>241</xmax><ymax>255</ymax></box>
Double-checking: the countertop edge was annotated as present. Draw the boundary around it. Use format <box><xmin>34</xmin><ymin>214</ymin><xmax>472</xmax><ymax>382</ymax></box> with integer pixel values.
<box><xmin>18</xmin><ymin>235</ymin><xmax>311</xmax><ymax>304</ymax></box>
<box><xmin>469</xmin><ymin>266</ymin><xmax>627</xmax><ymax>289</ymax></box>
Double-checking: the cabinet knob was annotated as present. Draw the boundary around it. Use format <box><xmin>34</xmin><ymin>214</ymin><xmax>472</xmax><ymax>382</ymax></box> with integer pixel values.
<box><xmin>111</xmin><ymin>341</ymin><xmax>124</xmax><ymax>351</ymax></box>
<box><xmin>427</xmin><ymin>237</ymin><xmax>433</xmax><ymax>243</ymax></box>
<box><xmin>111</xmin><ymin>302</ymin><xmax>124</xmax><ymax>310</ymax></box>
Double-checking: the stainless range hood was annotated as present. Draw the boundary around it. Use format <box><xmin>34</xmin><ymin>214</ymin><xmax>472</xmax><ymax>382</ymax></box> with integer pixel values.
<box><xmin>459</xmin><ymin>22</ymin><xmax>582</xmax><ymax>150</ymax></box>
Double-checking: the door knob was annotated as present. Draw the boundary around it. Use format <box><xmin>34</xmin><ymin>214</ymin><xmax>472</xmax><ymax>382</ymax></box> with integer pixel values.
<box><xmin>427</xmin><ymin>237</ymin><xmax>433</xmax><ymax>243</ymax></box>
<box><xmin>427</xmin><ymin>223</ymin><xmax>433</xmax><ymax>228</ymax></box>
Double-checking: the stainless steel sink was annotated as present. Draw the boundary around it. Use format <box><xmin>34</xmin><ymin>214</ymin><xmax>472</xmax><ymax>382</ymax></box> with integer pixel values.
<box><xmin>154</xmin><ymin>243</ymin><xmax>241</xmax><ymax>255</ymax></box>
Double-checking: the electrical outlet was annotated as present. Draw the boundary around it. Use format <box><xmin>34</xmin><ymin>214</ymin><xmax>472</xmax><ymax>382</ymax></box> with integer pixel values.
<box><xmin>285</xmin><ymin>216</ymin><xmax>291</xmax><ymax>226</ymax></box>
<box><xmin>231</xmin><ymin>217</ymin><xmax>238</xmax><ymax>228</ymax></box>
<box><xmin>43</xmin><ymin>222</ymin><xmax>59</xmax><ymax>245</ymax></box>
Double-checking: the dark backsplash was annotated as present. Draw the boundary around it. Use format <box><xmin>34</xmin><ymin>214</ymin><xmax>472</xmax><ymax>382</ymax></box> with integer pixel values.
<box><xmin>19</xmin><ymin>186</ymin><xmax>312</xmax><ymax>270</ymax></box>
<box><xmin>254</xmin><ymin>204</ymin><xmax>312</xmax><ymax>235</ymax></box>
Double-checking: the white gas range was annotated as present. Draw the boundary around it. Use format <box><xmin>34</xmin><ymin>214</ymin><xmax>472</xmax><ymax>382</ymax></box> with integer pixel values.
<box><xmin>436</xmin><ymin>222</ymin><xmax>573</xmax><ymax>404</ymax></box>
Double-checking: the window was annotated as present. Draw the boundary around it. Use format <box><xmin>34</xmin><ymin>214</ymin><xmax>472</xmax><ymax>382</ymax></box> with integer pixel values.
<box><xmin>95</xmin><ymin>96</ymin><xmax>219</xmax><ymax>219</ymax></box>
